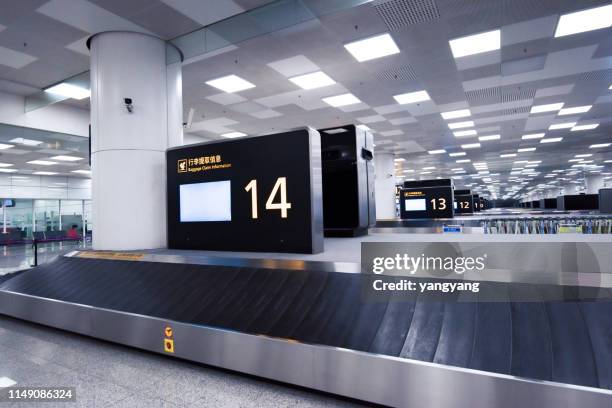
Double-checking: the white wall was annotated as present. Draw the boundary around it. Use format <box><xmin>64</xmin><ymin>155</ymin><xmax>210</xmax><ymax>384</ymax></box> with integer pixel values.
<box><xmin>0</xmin><ymin>174</ymin><xmax>90</xmax><ymax>200</ymax></box>
<box><xmin>0</xmin><ymin>90</ymin><xmax>90</xmax><ymax>137</ymax></box>
<box><xmin>183</xmin><ymin>132</ymin><xmax>210</xmax><ymax>145</ymax></box>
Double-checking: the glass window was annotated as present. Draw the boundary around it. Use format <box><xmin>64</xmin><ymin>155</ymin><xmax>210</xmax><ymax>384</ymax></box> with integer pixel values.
<box><xmin>34</xmin><ymin>200</ymin><xmax>60</xmax><ymax>232</ymax></box>
<box><xmin>60</xmin><ymin>200</ymin><xmax>84</xmax><ymax>234</ymax></box>
<box><xmin>3</xmin><ymin>199</ymin><xmax>33</xmax><ymax>239</ymax></box>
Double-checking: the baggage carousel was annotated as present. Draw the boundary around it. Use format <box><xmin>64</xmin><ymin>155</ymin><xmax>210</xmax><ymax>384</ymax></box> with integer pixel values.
<box><xmin>1</xmin><ymin>252</ymin><xmax>611</xmax><ymax>407</ymax></box>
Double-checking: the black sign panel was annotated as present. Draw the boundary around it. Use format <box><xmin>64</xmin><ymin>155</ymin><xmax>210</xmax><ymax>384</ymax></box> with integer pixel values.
<box><xmin>167</xmin><ymin>129</ymin><xmax>323</xmax><ymax>253</ymax></box>
<box><xmin>399</xmin><ymin>186</ymin><xmax>454</xmax><ymax>219</ymax></box>
<box><xmin>472</xmin><ymin>194</ymin><xmax>481</xmax><ymax>212</ymax></box>
<box><xmin>454</xmin><ymin>194</ymin><xmax>474</xmax><ymax>214</ymax></box>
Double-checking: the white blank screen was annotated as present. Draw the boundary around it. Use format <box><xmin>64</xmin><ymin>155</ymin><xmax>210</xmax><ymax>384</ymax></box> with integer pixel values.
<box><xmin>180</xmin><ymin>181</ymin><xmax>231</xmax><ymax>222</ymax></box>
<box><xmin>404</xmin><ymin>198</ymin><xmax>426</xmax><ymax>211</ymax></box>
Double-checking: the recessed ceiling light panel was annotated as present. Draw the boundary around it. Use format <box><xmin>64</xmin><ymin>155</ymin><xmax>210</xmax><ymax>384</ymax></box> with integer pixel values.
<box><xmin>521</xmin><ymin>133</ymin><xmax>545</xmax><ymax>140</ymax></box>
<box><xmin>45</xmin><ymin>83</ymin><xmax>90</xmax><ymax>100</ymax></box>
<box><xmin>530</xmin><ymin>103</ymin><xmax>564</xmax><ymax>114</ymax></box>
<box><xmin>344</xmin><ymin>33</ymin><xmax>400</xmax><ymax>62</ymax></box>
<box><xmin>558</xmin><ymin>105</ymin><xmax>592</xmax><ymax>116</ymax></box>
<box><xmin>549</xmin><ymin>122</ymin><xmax>576</xmax><ymax>130</ymax></box>
<box><xmin>571</xmin><ymin>124</ymin><xmax>599</xmax><ymax>131</ymax></box>
<box><xmin>289</xmin><ymin>71</ymin><xmax>335</xmax><ymax>90</ymax></box>
<box><xmin>453</xmin><ymin>130</ymin><xmax>477</xmax><ymax>137</ymax></box>
<box><xmin>554</xmin><ymin>4</ymin><xmax>612</xmax><ymax>37</ymax></box>
<box><xmin>449</xmin><ymin>30</ymin><xmax>500</xmax><ymax>58</ymax></box>
<box><xmin>205</xmin><ymin>75</ymin><xmax>255</xmax><ymax>93</ymax></box>
<box><xmin>50</xmin><ymin>155</ymin><xmax>82</xmax><ymax>161</ymax></box>
<box><xmin>27</xmin><ymin>160</ymin><xmax>57</xmax><ymax>166</ymax></box>
<box><xmin>448</xmin><ymin>121</ymin><xmax>474</xmax><ymax>129</ymax></box>
<box><xmin>9</xmin><ymin>138</ymin><xmax>43</xmax><ymax>146</ymax></box>
<box><xmin>440</xmin><ymin>109</ymin><xmax>471</xmax><ymax>120</ymax></box>
<box><xmin>540</xmin><ymin>137</ymin><xmax>563</xmax><ymax>143</ymax></box>
<box><xmin>221</xmin><ymin>132</ymin><xmax>247</xmax><ymax>138</ymax></box>
<box><xmin>322</xmin><ymin>93</ymin><xmax>361</xmax><ymax>107</ymax></box>
<box><xmin>393</xmin><ymin>90</ymin><xmax>430</xmax><ymax>105</ymax></box>
<box><xmin>478</xmin><ymin>134</ymin><xmax>500</xmax><ymax>141</ymax></box>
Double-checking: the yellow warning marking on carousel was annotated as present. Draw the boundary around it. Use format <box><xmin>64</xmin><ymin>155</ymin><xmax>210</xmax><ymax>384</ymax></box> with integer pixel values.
<box><xmin>164</xmin><ymin>338</ymin><xmax>175</xmax><ymax>354</ymax></box>
<box><xmin>164</xmin><ymin>326</ymin><xmax>173</xmax><ymax>338</ymax></box>
<box><xmin>76</xmin><ymin>251</ymin><xmax>144</xmax><ymax>261</ymax></box>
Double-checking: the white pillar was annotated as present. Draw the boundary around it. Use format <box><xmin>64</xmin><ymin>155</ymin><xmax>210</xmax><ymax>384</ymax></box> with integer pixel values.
<box><xmin>562</xmin><ymin>185</ymin><xmax>575</xmax><ymax>195</ymax></box>
<box><xmin>90</xmin><ymin>32</ymin><xmax>182</xmax><ymax>250</ymax></box>
<box><xmin>374</xmin><ymin>153</ymin><xmax>397</xmax><ymax>220</ymax></box>
<box><xmin>585</xmin><ymin>174</ymin><xmax>604</xmax><ymax>194</ymax></box>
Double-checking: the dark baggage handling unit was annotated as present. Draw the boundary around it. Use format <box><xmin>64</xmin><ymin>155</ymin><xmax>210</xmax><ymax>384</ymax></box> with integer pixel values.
<box><xmin>557</xmin><ymin>194</ymin><xmax>599</xmax><ymax>211</ymax></box>
<box><xmin>318</xmin><ymin>125</ymin><xmax>375</xmax><ymax>237</ymax></box>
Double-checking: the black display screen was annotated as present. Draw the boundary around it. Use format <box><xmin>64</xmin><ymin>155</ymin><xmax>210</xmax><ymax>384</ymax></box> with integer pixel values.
<box><xmin>167</xmin><ymin>129</ymin><xmax>322</xmax><ymax>253</ymax></box>
<box><xmin>454</xmin><ymin>194</ymin><xmax>474</xmax><ymax>214</ymax></box>
<box><xmin>399</xmin><ymin>187</ymin><xmax>454</xmax><ymax>219</ymax></box>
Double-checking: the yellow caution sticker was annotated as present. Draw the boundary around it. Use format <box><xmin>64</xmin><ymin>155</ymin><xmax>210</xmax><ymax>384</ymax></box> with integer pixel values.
<box><xmin>164</xmin><ymin>326</ymin><xmax>173</xmax><ymax>338</ymax></box>
<box><xmin>76</xmin><ymin>251</ymin><xmax>144</xmax><ymax>261</ymax></box>
<box><xmin>164</xmin><ymin>338</ymin><xmax>174</xmax><ymax>354</ymax></box>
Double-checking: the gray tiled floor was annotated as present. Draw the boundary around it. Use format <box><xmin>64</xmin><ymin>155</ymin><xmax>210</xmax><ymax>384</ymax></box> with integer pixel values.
<box><xmin>0</xmin><ymin>315</ymin><xmax>369</xmax><ymax>407</ymax></box>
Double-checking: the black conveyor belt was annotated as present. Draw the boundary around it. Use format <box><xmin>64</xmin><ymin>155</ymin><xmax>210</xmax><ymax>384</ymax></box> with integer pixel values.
<box><xmin>1</xmin><ymin>256</ymin><xmax>612</xmax><ymax>390</ymax></box>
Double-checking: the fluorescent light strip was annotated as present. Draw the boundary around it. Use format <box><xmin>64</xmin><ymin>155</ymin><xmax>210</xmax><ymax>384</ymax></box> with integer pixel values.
<box><xmin>441</xmin><ymin>109</ymin><xmax>471</xmax><ymax>120</ymax></box>
<box><xmin>33</xmin><ymin>171</ymin><xmax>57</xmax><ymax>175</ymax></box>
<box><xmin>500</xmin><ymin>153</ymin><xmax>517</xmax><ymax>158</ymax></box>
<box><xmin>449</xmin><ymin>30</ymin><xmax>500</xmax><ymax>58</ymax></box>
<box><xmin>72</xmin><ymin>170</ymin><xmax>91</xmax><ymax>175</ymax></box>
<box><xmin>575</xmin><ymin>154</ymin><xmax>592</xmax><ymax>158</ymax></box>
<box><xmin>322</xmin><ymin>93</ymin><xmax>361</xmax><ymax>107</ymax></box>
<box><xmin>540</xmin><ymin>137</ymin><xmax>563</xmax><ymax>143</ymax></box>
<box><xmin>45</xmin><ymin>83</ymin><xmax>90</xmax><ymax>100</ymax></box>
<box><xmin>344</xmin><ymin>33</ymin><xmax>400</xmax><ymax>62</ymax></box>
<box><xmin>428</xmin><ymin>150</ymin><xmax>446</xmax><ymax>154</ymax></box>
<box><xmin>0</xmin><ymin>169</ymin><xmax>17</xmax><ymax>173</ymax></box>
<box><xmin>221</xmin><ymin>132</ymin><xmax>247</xmax><ymax>138</ymax></box>
<box><xmin>453</xmin><ymin>129</ymin><xmax>477</xmax><ymax>137</ymax></box>
<box><xmin>590</xmin><ymin>143</ymin><xmax>611</xmax><ymax>149</ymax></box>
<box><xmin>461</xmin><ymin>143</ymin><xmax>481</xmax><ymax>149</ymax></box>
<box><xmin>558</xmin><ymin>105</ymin><xmax>591</xmax><ymax>116</ymax></box>
<box><xmin>478</xmin><ymin>134</ymin><xmax>500</xmax><ymax>141</ymax></box>
<box><xmin>456</xmin><ymin>159</ymin><xmax>471</xmax><ymax>163</ymax></box>
<box><xmin>50</xmin><ymin>155</ymin><xmax>82</xmax><ymax>161</ymax></box>
<box><xmin>0</xmin><ymin>162</ymin><xmax>13</xmax><ymax>167</ymax></box>
<box><xmin>554</xmin><ymin>4</ymin><xmax>612</xmax><ymax>37</ymax></box>
<box><xmin>449</xmin><ymin>152</ymin><xmax>466</xmax><ymax>157</ymax></box>
<box><xmin>530</xmin><ymin>103</ymin><xmax>564</xmax><ymax>114</ymax></box>
<box><xmin>393</xmin><ymin>90</ymin><xmax>430</xmax><ymax>104</ymax></box>
<box><xmin>0</xmin><ymin>144</ymin><xmax>14</xmax><ymax>150</ymax></box>
<box><xmin>571</xmin><ymin>124</ymin><xmax>599</xmax><ymax>131</ymax></box>
<box><xmin>518</xmin><ymin>147</ymin><xmax>536</xmax><ymax>152</ymax></box>
<box><xmin>27</xmin><ymin>160</ymin><xmax>57</xmax><ymax>166</ymax></box>
<box><xmin>448</xmin><ymin>121</ymin><xmax>474</xmax><ymax>129</ymax></box>
<box><xmin>205</xmin><ymin>75</ymin><xmax>255</xmax><ymax>93</ymax></box>
<box><xmin>9</xmin><ymin>138</ymin><xmax>43</xmax><ymax>146</ymax></box>
<box><xmin>549</xmin><ymin>122</ymin><xmax>576</xmax><ymax>130</ymax></box>
<box><xmin>522</xmin><ymin>133</ymin><xmax>545</xmax><ymax>140</ymax></box>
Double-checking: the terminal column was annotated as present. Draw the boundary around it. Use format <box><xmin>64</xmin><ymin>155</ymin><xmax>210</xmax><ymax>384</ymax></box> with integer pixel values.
<box><xmin>89</xmin><ymin>32</ymin><xmax>183</xmax><ymax>250</ymax></box>
<box><xmin>585</xmin><ymin>174</ymin><xmax>604</xmax><ymax>194</ymax></box>
<box><xmin>374</xmin><ymin>153</ymin><xmax>397</xmax><ymax>219</ymax></box>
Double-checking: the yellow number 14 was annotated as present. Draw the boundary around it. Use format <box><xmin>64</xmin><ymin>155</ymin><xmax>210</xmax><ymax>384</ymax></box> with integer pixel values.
<box><xmin>245</xmin><ymin>177</ymin><xmax>292</xmax><ymax>219</ymax></box>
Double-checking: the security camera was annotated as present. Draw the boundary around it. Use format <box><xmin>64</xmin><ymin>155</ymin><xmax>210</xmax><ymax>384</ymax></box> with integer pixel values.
<box><xmin>124</xmin><ymin>98</ymin><xmax>133</xmax><ymax>113</ymax></box>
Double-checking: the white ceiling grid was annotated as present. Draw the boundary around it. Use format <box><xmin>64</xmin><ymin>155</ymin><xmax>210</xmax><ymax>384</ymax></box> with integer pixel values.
<box><xmin>0</xmin><ymin>0</ymin><xmax>610</xmax><ymax>195</ymax></box>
